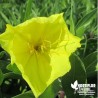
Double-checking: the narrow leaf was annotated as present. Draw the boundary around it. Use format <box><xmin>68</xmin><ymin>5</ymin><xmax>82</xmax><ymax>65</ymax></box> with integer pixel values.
<box><xmin>12</xmin><ymin>91</ymin><xmax>34</xmax><ymax>98</ymax></box>
<box><xmin>70</xmin><ymin>0</ymin><xmax>75</xmax><ymax>35</ymax></box>
<box><xmin>61</xmin><ymin>54</ymin><xmax>86</xmax><ymax>98</ymax></box>
<box><xmin>76</xmin><ymin>8</ymin><xmax>97</xmax><ymax>29</ymax></box>
<box><xmin>83</xmin><ymin>51</ymin><xmax>97</xmax><ymax>77</ymax></box>
<box><xmin>24</xmin><ymin>0</ymin><xmax>33</xmax><ymax>21</ymax></box>
<box><xmin>0</xmin><ymin>11</ymin><xmax>11</xmax><ymax>24</ymax></box>
<box><xmin>76</xmin><ymin>26</ymin><xmax>85</xmax><ymax>37</ymax></box>
<box><xmin>7</xmin><ymin>63</ymin><xmax>21</xmax><ymax>75</ymax></box>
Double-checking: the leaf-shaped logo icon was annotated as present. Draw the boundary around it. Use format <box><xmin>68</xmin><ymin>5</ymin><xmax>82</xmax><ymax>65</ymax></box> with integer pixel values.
<box><xmin>71</xmin><ymin>80</ymin><xmax>78</xmax><ymax>91</ymax></box>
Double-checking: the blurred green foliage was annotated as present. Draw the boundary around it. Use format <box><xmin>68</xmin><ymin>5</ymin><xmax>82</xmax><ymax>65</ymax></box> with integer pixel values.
<box><xmin>0</xmin><ymin>0</ymin><xmax>97</xmax><ymax>98</ymax></box>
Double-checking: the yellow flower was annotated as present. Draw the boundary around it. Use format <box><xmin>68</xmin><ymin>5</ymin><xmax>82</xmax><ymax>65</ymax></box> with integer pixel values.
<box><xmin>0</xmin><ymin>13</ymin><xmax>81</xmax><ymax>97</ymax></box>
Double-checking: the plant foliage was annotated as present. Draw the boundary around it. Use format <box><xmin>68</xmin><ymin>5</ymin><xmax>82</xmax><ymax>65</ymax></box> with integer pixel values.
<box><xmin>0</xmin><ymin>0</ymin><xmax>97</xmax><ymax>98</ymax></box>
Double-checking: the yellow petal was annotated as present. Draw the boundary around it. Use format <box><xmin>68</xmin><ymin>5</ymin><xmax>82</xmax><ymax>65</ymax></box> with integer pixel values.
<box><xmin>0</xmin><ymin>24</ymin><xmax>14</xmax><ymax>52</ymax></box>
<box><xmin>49</xmin><ymin>46</ymin><xmax>71</xmax><ymax>83</ymax></box>
<box><xmin>58</xmin><ymin>30</ymin><xmax>81</xmax><ymax>56</ymax></box>
<box><xmin>48</xmin><ymin>33</ymin><xmax>81</xmax><ymax>84</ymax></box>
<box><xmin>22</xmin><ymin>52</ymin><xmax>52</xmax><ymax>97</ymax></box>
<box><xmin>14</xmin><ymin>13</ymin><xmax>65</xmax><ymax>48</ymax></box>
<box><xmin>43</xmin><ymin>13</ymin><xmax>65</xmax><ymax>46</ymax></box>
<box><xmin>65</xmin><ymin>32</ymin><xmax>81</xmax><ymax>55</ymax></box>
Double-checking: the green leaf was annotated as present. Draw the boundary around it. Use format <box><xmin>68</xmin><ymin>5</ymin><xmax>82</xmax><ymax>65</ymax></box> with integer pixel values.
<box><xmin>83</xmin><ymin>51</ymin><xmax>97</xmax><ymax>77</ymax></box>
<box><xmin>70</xmin><ymin>8</ymin><xmax>75</xmax><ymax>35</ymax></box>
<box><xmin>0</xmin><ymin>60</ymin><xmax>9</xmax><ymax>73</ymax></box>
<box><xmin>12</xmin><ymin>91</ymin><xmax>34</xmax><ymax>98</ymax></box>
<box><xmin>24</xmin><ymin>0</ymin><xmax>33</xmax><ymax>21</ymax></box>
<box><xmin>4</xmin><ymin>72</ymin><xmax>22</xmax><ymax>79</ymax></box>
<box><xmin>0</xmin><ymin>3</ymin><xmax>12</xmax><ymax>11</ymax></box>
<box><xmin>76</xmin><ymin>26</ymin><xmax>85</xmax><ymax>37</ymax></box>
<box><xmin>7</xmin><ymin>63</ymin><xmax>21</xmax><ymax>75</ymax></box>
<box><xmin>0</xmin><ymin>69</ymin><xmax>4</xmax><ymax>85</ymax></box>
<box><xmin>76</xmin><ymin>8</ymin><xmax>97</xmax><ymax>29</ymax></box>
<box><xmin>7</xmin><ymin>9</ymin><xmax>20</xmax><ymax>25</ymax></box>
<box><xmin>0</xmin><ymin>11</ymin><xmax>11</xmax><ymax>24</ymax></box>
<box><xmin>70</xmin><ymin>0</ymin><xmax>75</xmax><ymax>35</ymax></box>
<box><xmin>0</xmin><ymin>51</ymin><xmax>5</xmax><ymax>59</ymax></box>
<box><xmin>39</xmin><ymin>79</ymin><xmax>61</xmax><ymax>98</ymax></box>
<box><xmin>61</xmin><ymin>54</ymin><xmax>86</xmax><ymax>98</ymax></box>
<box><xmin>75</xmin><ymin>8</ymin><xmax>97</xmax><ymax>40</ymax></box>
<box><xmin>12</xmin><ymin>79</ymin><xmax>61</xmax><ymax>98</ymax></box>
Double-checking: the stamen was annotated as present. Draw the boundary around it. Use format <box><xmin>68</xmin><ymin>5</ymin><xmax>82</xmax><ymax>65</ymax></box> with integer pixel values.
<box><xmin>28</xmin><ymin>42</ymin><xmax>34</xmax><ymax>54</ymax></box>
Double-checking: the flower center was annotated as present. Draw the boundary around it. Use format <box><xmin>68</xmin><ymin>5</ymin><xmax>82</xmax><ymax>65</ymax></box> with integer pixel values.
<box><xmin>28</xmin><ymin>40</ymin><xmax>51</xmax><ymax>54</ymax></box>
<box><xmin>34</xmin><ymin>45</ymin><xmax>41</xmax><ymax>52</ymax></box>
<box><xmin>28</xmin><ymin>42</ymin><xmax>42</xmax><ymax>54</ymax></box>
